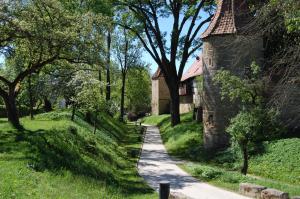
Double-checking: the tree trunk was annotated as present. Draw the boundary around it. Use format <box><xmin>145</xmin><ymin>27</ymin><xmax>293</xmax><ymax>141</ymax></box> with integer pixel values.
<box><xmin>94</xmin><ymin>112</ymin><xmax>98</xmax><ymax>134</ymax></box>
<box><xmin>44</xmin><ymin>98</ymin><xmax>52</xmax><ymax>112</ymax></box>
<box><xmin>28</xmin><ymin>75</ymin><xmax>34</xmax><ymax>120</ymax></box>
<box><xmin>241</xmin><ymin>144</ymin><xmax>249</xmax><ymax>175</ymax></box>
<box><xmin>169</xmin><ymin>83</ymin><xmax>180</xmax><ymax>126</ymax></box>
<box><xmin>193</xmin><ymin>107</ymin><xmax>196</xmax><ymax>120</ymax></box>
<box><xmin>162</xmin><ymin>61</ymin><xmax>181</xmax><ymax>126</ymax></box>
<box><xmin>3</xmin><ymin>94</ymin><xmax>22</xmax><ymax>129</ymax></box>
<box><xmin>93</xmin><ymin>118</ymin><xmax>97</xmax><ymax>134</ymax></box>
<box><xmin>106</xmin><ymin>32</ymin><xmax>111</xmax><ymax>101</ymax></box>
<box><xmin>98</xmin><ymin>66</ymin><xmax>103</xmax><ymax>95</ymax></box>
<box><xmin>119</xmin><ymin>73</ymin><xmax>126</xmax><ymax>122</ymax></box>
<box><xmin>71</xmin><ymin>104</ymin><xmax>76</xmax><ymax>121</ymax></box>
<box><xmin>85</xmin><ymin>112</ymin><xmax>92</xmax><ymax>123</ymax></box>
<box><xmin>196</xmin><ymin>107</ymin><xmax>203</xmax><ymax>123</ymax></box>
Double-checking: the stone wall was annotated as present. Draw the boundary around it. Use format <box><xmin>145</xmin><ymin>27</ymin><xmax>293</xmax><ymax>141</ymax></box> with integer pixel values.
<box><xmin>152</xmin><ymin>76</ymin><xmax>171</xmax><ymax>115</ymax></box>
<box><xmin>193</xmin><ymin>77</ymin><xmax>202</xmax><ymax>108</ymax></box>
<box><xmin>202</xmin><ymin>35</ymin><xmax>263</xmax><ymax>149</ymax></box>
<box><xmin>151</xmin><ymin>79</ymin><xmax>159</xmax><ymax>115</ymax></box>
<box><xmin>180</xmin><ymin>95</ymin><xmax>193</xmax><ymax>114</ymax></box>
<box><xmin>239</xmin><ymin>183</ymin><xmax>296</xmax><ymax>199</ymax></box>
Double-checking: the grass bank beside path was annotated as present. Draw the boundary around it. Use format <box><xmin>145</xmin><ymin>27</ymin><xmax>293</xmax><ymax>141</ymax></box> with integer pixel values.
<box><xmin>0</xmin><ymin>111</ymin><xmax>156</xmax><ymax>199</ymax></box>
<box><xmin>142</xmin><ymin>112</ymin><xmax>300</xmax><ymax>196</ymax></box>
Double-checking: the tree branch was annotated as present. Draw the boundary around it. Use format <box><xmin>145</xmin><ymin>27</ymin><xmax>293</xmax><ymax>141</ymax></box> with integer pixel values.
<box><xmin>189</xmin><ymin>15</ymin><xmax>213</xmax><ymax>43</ymax></box>
<box><xmin>13</xmin><ymin>55</ymin><xmax>59</xmax><ymax>87</ymax></box>
<box><xmin>117</xmin><ymin>23</ymin><xmax>161</xmax><ymax>65</ymax></box>
<box><xmin>188</xmin><ymin>43</ymin><xmax>203</xmax><ymax>57</ymax></box>
<box><xmin>147</xmin><ymin>1</ymin><xmax>167</xmax><ymax>60</ymax></box>
<box><xmin>0</xmin><ymin>87</ymin><xmax>8</xmax><ymax>98</ymax></box>
<box><xmin>170</xmin><ymin>1</ymin><xmax>181</xmax><ymax>65</ymax></box>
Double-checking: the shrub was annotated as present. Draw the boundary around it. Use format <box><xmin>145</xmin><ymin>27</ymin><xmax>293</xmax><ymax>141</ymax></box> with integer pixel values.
<box><xmin>127</xmin><ymin>112</ymin><xmax>138</xmax><ymax>121</ymax></box>
<box><xmin>193</xmin><ymin>166</ymin><xmax>222</xmax><ymax>180</ymax></box>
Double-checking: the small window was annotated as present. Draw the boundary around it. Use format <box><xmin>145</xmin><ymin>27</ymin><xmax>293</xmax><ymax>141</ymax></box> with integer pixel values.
<box><xmin>208</xmin><ymin>114</ymin><xmax>214</xmax><ymax>126</ymax></box>
<box><xmin>209</xmin><ymin>58</ymin><xmax>212</xmax><ymax>66</ymax></box>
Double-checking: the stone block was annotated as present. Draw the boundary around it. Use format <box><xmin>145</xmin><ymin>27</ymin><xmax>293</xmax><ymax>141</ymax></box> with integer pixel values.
<box><xmin>239</xmin><ymin>183</ymin><xmax>267</xmax><ymax>198</ymax></box>
<box><xmin>261</xmin><ymin>188</ymin><xmax>289</xmax><ymax>199</ymax></box>
<box><xmin>291</xmin><ymin>197</ymin><xmax>300</xmax><ymax>199</ymax></box>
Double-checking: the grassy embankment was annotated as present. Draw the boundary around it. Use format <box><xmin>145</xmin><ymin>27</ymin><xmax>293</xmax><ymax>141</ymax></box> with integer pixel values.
<box><xmin>0</xmin><ymin>111</ymin><xmax>156</xmax><ymax>199</ymax></box>
<box><xmin>143</xmin><ymin>112</ymin><xmax>300</xmax><ymax>196</ymax></box>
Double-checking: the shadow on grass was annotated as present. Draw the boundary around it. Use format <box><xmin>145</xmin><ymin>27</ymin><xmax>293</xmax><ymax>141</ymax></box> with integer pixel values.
<box><xmin>0</xmin><ymin>130</ymin><xmax>28</xmax><ymax>155</ymax></box>
<box><xmin>0</xmin><ymin>120</ymin><xmax>154</xmax><ymax>196</ymax></box>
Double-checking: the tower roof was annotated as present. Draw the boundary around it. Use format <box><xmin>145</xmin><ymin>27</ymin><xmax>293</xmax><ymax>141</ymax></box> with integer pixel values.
<box><xmin>201</xmin><ymin>0</ymin><xmax>251</xmax><ymax>39</ymax></box>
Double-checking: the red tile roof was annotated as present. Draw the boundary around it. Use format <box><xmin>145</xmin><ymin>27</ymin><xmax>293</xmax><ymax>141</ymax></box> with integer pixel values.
<box><xmin>201</xmin><ymin>0</ymin><xmax>251</xmax><ymax>39</ymax></box>
<box><xmin>152</xmin><ymin>68</ymin><xmax>163</xmax><ymax>80</ymax></box>
<box><xmin>181</xmin><ymin>54</ymin><xmax>203</xmax><ymax>82</ymax></box>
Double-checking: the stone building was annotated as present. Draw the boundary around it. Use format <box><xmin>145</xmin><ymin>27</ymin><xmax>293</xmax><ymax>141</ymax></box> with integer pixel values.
<box><xmin>151</xmin><ymin>55</ymin><xmax>203</xmax><ymax>116</ymax></box>
<box><xmin>179</xmin><ymin>55</ymin><xmax>203</xmax><ymax>121</ymax></box>
<box><xmin>151</xmin><ymin>68</ymin><xmax>171</xmax><ymax>115</ymax></box>
<box><xmin>201</xmin><ymin>0</ymin><xmax>263</xmax><ymax>149</ymax></box>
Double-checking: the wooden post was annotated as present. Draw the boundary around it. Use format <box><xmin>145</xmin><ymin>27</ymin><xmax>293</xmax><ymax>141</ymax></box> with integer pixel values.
<box><xmin>159</xmin><ymin>181</ymin><xmax>170</xmax><ymax>199</ymax></box>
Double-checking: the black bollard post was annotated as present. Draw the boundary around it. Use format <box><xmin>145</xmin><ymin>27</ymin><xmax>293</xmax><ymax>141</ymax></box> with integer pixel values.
<box><xmin>159</xmin><ymin>181</ymin><xmax>170</xmax><ymax>199</ymax></box>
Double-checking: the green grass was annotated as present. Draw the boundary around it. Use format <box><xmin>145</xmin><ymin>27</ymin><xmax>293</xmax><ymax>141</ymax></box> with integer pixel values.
<box><xmin>249</xmin><ymin>138</ymin><xmax>300</xmax><ymax>185</ymax></box>
<box><xmin>0</xmin><ymin>111</ymin><xmax>156</xmax><ymax>199</ymax></box>
<box><xmin>143</xmin><ymin>112</ymin><xmax>300</xmax><ymax>196</ymax></box>
<box><xmin>142</xmin><ymin>114</ymin><xmax>170</xmax><ymax>126</ymax></box>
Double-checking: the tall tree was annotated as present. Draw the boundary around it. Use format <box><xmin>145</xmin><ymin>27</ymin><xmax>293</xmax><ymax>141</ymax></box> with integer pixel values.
<box><xmin>118</xmin><ymin>0</ymin><xmax>213</xmax><ymax>126</ymax></box>
<box><xmin>114</xmin><ymin>27</ymin><xmax>142</xmax><ymax>122</ymax></box>
<box><xmin>126</xmin><ymin>67</ymin><xmax>151</xmax><ymax>113</ymax></box>
<box><xmin>0</xmin><ymin>0</ymin><xmax>105</xmax><ymax>128</ymax></box>
<box><xmin>106</xmin><ymin>31</ymin><xmax>112</xmax><ymax>101</ymax></box>
<box><xmin>76</xmin><ymin>0</ymin><xmax>114</xmax><ymax>103</ymax></box>
<box><xmin>27</xmin><ymin>74</ymin><xmax>34</xmax><ymax>120</ymax></box>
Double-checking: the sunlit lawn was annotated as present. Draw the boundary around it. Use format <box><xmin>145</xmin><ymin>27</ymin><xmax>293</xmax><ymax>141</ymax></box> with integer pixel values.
<box><xmin>0</xmin><ymin>111</ymin><xmax>156</xmax><ymax>199</ymax></box>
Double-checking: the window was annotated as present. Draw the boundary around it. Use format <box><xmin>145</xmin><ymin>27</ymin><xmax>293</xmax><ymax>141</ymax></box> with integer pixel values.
<box><xmin>209</xmin><ymin>58</ymin><xmax>212</xmax><ymax>66</ymax></box>
<box><xmin>208</xmin><ymin>114</ymin><xmax>214</xmax><ymax>126</ymax></box>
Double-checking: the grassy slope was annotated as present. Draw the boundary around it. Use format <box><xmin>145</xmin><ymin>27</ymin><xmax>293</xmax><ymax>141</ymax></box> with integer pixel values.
<box><xmin>0</xmin><ymin>111</ymin><xmax>156</xmax><ymax>199</ymax></box>
<box><xmin>143</xmin><ymin>113</ymin><xmax>300</xmax><ymax>196</ymax></box>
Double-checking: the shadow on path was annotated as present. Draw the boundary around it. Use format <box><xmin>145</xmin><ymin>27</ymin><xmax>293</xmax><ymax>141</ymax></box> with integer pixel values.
<box><xmin>138</xmin><ymin>126</ymin><xmax>250</xmax><ymax>199</ymax></box>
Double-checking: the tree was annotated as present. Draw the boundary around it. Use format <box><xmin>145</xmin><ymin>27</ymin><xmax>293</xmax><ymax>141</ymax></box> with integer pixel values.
<box><xmin>70</xmin><ymin>71</ymin><xmax>106</xmax><ymax>134</ymax></box>
<box><xmin>70</xmin><ymin>0</ymin><xmax>115</xmax><ymax>104</ymax></box>
<box><xmin>214</xmin><ymin>62</ymin><xmax>281</xmax><ymax>175</ymax></box>
<box><xmin>247</xmin><ymin>0</ymin><xmax>300</xmax><ymax>129</ymax></box>
<box><xmin>126</xmin><ymin>67</ymin><xmax>151</xmax><ymax>113</ymax></box>
<box><xmin>0</xmin><ymin>0</ymin><xmax>105</xmax><ymax>128</ymax></box>
<box><xmin>106</xmin><ymin>31</ymin><xmax>112</xmax><ymax>101</ymax></box>
<box><xmin>113</xmin><ymin>27</ymin><xmax>143</xmax><ymax>122</ymax></box>
<box><xmin>226</xmin><ymin>108</ymin><xmax>278</xmax><ymax>175</ymax></box>
<box><xmin>118</xmin><ymin>0</ymin><xmax>214</xmax><ymax>126</ymax></box>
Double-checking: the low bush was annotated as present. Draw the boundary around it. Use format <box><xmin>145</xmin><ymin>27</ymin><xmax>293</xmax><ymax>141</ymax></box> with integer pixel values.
<box><xmin>193</xmin><ymin>165</ymin><xmax>222</xmax><ymax>180</ymax></box>
<box><xmin>127</xmin><ymin>112</ymin><xmax>138</xmax><ymax>121</ymax></box>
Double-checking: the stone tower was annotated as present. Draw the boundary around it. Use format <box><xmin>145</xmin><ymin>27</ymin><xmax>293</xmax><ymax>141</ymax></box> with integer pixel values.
<box><xmin>201</xmin><ymin>0</ymin><xmax>263</xmax><ymax>150</ymax></box>
<box><xmin>151</xmin><ymin>68</ymin><xmax>171</xmax><ymax>115</ymax></box>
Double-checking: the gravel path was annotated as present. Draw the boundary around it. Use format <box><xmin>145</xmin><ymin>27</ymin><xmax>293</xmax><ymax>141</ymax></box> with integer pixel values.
<box><xmin>138</xmin><ymin>125</ymin><xmax>250</xmax><ymax>199</ymax></box>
